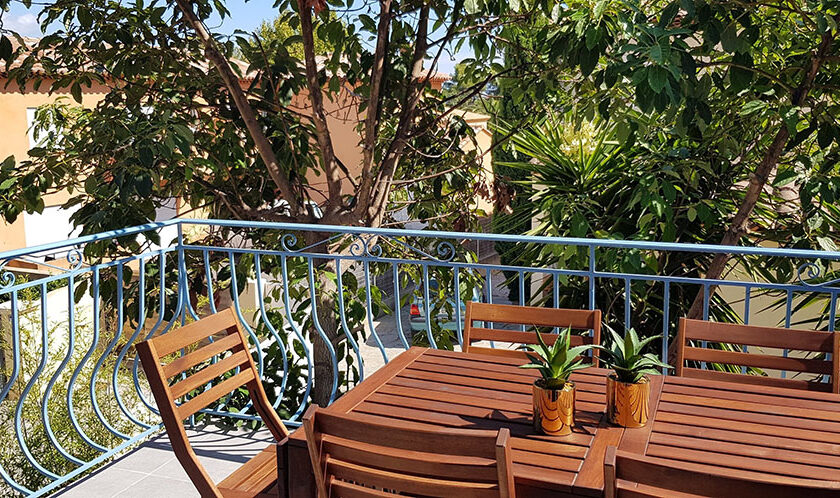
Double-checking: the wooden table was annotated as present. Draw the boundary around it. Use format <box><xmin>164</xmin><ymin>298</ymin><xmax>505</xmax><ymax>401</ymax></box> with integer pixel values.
<box><xmin>280</xmin><ymin>346</ymin><xmax>627</xmax><ymax>497</ymax></box>
<box><xmin>619</xmin><ymin>373</ymin><xmax>840</xmax><ymax>483</ymax></box>
<box><xmin>279</xmin><ymin>347</ymin><xmax>840</xmax><ymax>497</ymax></box>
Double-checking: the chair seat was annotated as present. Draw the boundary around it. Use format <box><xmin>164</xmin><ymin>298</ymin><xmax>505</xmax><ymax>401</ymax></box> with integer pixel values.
<box><xmin>218</xmin><ymin>444</ymin><xmax>278</xmax><ymax>498</ymax></box>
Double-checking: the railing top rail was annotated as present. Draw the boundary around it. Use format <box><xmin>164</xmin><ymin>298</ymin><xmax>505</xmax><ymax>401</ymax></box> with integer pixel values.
<box><xmin>179</xmin><ymin>219</ymin><xmax>840</xmax><ymax>260</ymax></box>
<box><xmin>0</xmin><ymin>220</ymin><xmax>180</xmax><ymax>262</ymax></box>
<box><xmin>1</xmin><ymin>217</ymin><xmax>839</xmax><ymax>262</ymax></box>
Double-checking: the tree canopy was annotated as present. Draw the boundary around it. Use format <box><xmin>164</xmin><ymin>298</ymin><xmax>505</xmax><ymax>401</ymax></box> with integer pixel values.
<box><xmin>2</xmin><ymin>0</ymin><xmax>840</xmax><ymax>398</ymax></box>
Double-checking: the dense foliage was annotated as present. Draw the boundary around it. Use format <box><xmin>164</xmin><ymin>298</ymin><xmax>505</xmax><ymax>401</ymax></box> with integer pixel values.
<box><xmin>488</xmin><ymin>0</ymin><xmax>840</xmax><ymax>340</ymax></box>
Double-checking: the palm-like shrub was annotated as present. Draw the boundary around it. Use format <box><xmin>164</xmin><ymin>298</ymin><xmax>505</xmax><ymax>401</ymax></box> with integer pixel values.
<box><xmin>597</xmin><ymin>327</ymin><xmax>672</xmax><ymax>384</ymax></box>
<box><xmin>520</xmin><ymin>328</ymin><xmax>593</xmax><ymax>389</ymax></box>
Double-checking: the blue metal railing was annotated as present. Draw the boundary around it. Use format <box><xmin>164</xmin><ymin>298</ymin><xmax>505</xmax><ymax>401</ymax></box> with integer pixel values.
<box><xmin>1</xmin><ymin>218</ymin><xmax>839</xmax><ymax>496</ymax></box>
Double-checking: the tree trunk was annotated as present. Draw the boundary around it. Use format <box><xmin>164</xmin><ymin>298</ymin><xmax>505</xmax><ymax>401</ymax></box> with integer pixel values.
<box><xmin>685</xmin><ymin>25</ymin><xmax>837</xmax><ymax>321</ymax></box>
<box><xmin>303</xmin><ymin>231</ymin><xmax>341</xmax><ymax>407</ymax></box>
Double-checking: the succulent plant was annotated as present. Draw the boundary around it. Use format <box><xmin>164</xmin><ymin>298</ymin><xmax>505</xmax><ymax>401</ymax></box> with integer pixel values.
<box><xmin>597</xmin><ymin>327</ymin><xmax>672</xmax><ymax>383</ymax></box>
<box><xmin>520</xmin><ymin>327</ymin><xmax>594</xmax><ymax>389</ymax></box>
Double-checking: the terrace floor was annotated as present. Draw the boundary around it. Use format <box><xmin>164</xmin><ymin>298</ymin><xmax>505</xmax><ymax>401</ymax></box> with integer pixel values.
<box><xmin>54</xmin><ymin>426</ymin><xmax>273</xmax><ymax>497</ymax></box>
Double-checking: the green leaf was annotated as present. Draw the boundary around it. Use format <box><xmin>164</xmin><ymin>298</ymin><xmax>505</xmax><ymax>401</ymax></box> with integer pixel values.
<box><xmin>679</xmin><ymin>0</ymin><xmax>695</xmax><ymax>18</ymax></box>
<box><xmin>465</xmin><ymin>0</ymin><xmax>480</xmax><ymax>14</ymax></box>
<box><xmin>579</xmin><ymin>47</ymin><xmax>598</xmax><ymax>77</ymax></box>
<box><xmin>658</xmin><ymin>3</ymin><xmax>679</xmax><ymax>28</ymax></box>
<box><xmin>648</xmin><ymin>65</ymin><xmax>668</xmax><ymax>93</ymax></box>
<box><xmin>720</xmin><ymin>22</ymin><xmax>740</xmax><ymax>53</ymax></box>
<box><xmin>729</xmin><ymin>65</ymin><xmax>752</xmax><ymax>93</ymax></box>
<box><xmin>71</xmin><ymin>82</ymin><xmax>83</xmax><ymax>104</ymax></box>
<box><xmin>0</xmin><ymin>35</ymin><xmax>12</xmax><ymax>62</ymax></box>
<box><xmin>740</xmin><ymin>100</ymin><xmax>766</xmax><ymax>116</ymax></box>
<box><xmin>649</xmin><ymin>44</ymin><xmax>664</xmax><ymax>64</ymax></box>
<box><xmin>139</xmin><ymin>147</ymin><xmax>154</xmax><ymax>168</ymax></box>
<box><xmin>818</xmin><ymin>125</ymin><xmax>834</xmax><ymax>148</ymax></box>
<box><xmin>817</xmin><ymin>236</ymin><xmax>837</xmax><ymax>252</ymax></box>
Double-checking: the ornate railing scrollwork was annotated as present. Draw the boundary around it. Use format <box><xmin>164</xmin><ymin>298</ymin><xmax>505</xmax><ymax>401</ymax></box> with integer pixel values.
<box><xmin>796</xmin><ymin>261</ymin><xmax>840</xmax><ymax>288</ymax></box>
<box><xmin>0</xmin><ymin>260</ymin><xmax>16</xmax><ymax>290</ymax></box>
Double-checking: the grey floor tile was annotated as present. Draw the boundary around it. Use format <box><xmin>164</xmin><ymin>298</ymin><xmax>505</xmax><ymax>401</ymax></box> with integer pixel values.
<box><xmin>54</xmin><ymin>467</ymin><xmax>148</xmax><ymax>497</ymax></box>
<box><xmin>52</xmin><ymin>425</ymin><xmax>276</xmax><ymax>497</ymax></box>
<box><xmin>116</xmin><ymin>475</ymin><xmax>200</xmax><ymax>498</ymax></box>
<box><xmin>110</xmin><ymin>446</ymin><xmax>176</xmax><ymax>473</ymax></box>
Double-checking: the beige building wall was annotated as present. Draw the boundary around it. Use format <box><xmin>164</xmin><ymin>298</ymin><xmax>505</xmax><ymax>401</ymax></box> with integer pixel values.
<box><xmin>457</xmin><ymin>110</ymin><xmax>494</xmax><ymax>215</ymax></box>
<box><xmin>0</xmin><ymin>73</ymin><xmax>472</xmax><ymax>253</ymax></box>
<box><xmin>0</xmin><ymin>78</ymin><xmax>110</xmax><ymax>252</ymax></box>
<box><xmin>291</xmin><ymin>77</ymin><xmax>451</xmax><ymax>200</ymax></box>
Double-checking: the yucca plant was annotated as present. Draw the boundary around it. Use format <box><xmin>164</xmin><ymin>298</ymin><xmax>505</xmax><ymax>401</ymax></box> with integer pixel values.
<box><xmin>520</xmin><ymin>327</ymin><xmax>594</xmax><ymax>389</ymax></box>
<box><xmin>598</xmin><ymin>327</ymin><xmax>672</xmax><ymax>384</ymax></box>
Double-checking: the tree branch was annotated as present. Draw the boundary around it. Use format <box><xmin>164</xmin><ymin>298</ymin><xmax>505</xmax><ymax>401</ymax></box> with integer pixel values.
<box><xmin>173</xmin><ymin>0</ymin><xmax>300</xmax><ymax>216</ymax></box>
<box><xmin>685</xmin><ymin>17</ymin><xmax>839</xmax><ymax>321</ymax></box>
<box><xmin>297</xmin><ymin>0</ymin><xmax>342</xmax><ymax>217</ymax></box>
<box><xmin>362</xmin><ymin>3</ymin><xmax>430</xmax><ymax>225</ymax></box>
<box><xmin>355</xmin><ymin>0</ymin><xmax>393</xmax><ymax>215</ymax></box>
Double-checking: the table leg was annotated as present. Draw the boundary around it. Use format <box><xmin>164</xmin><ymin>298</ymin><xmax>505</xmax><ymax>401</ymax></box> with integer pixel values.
<box><xmin>283</xmin><ymin>438</ymin><xmax>315</xmax><ymax>498</ymax></box>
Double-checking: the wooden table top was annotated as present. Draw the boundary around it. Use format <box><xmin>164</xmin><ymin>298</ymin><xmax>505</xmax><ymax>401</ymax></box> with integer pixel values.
<box><xmin>619</xmin><ymin>373</ymin><xmax>840</xmax><ymax>483</ymax></box>
<box><xmin>288</xmin><ymin>346</ymin><xmax>625</xmax><ymax>497</ymax></box>
<box><xmin>286</xmin><ymin>347</ymin><xmax>840</xmax><ymax>496</ymax></box>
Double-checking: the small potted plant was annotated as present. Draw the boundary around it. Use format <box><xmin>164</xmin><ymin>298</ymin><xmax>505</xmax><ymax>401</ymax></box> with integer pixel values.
<box><xmin>520</xmin><ymin>327</ymin><xmax>593</xmax><ymax>436</ymax></box>
<box><xmin>597</xmin><ymin>327</ymin><xmax>671</xmax><ymax>428</ymax></box>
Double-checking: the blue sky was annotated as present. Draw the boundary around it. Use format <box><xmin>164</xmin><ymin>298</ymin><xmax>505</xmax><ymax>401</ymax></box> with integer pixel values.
<box><xmin>3</xmin><ymin>0</ymin><xmax>459</xmax><ymax>73</ymax></box>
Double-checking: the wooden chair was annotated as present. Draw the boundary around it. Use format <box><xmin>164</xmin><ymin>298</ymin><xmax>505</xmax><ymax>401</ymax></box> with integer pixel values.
<box><xmin>463</xmin><ymin>302</ymin><xmax>601</xmax><ymax>365</ymax></box>
<box><xmin>136</xmin><ymin>308</ymin><xmax>289</xmax><ymax>498</ymax></box>
<box><xmin>604</xmin><ymin>446</ymin><xmax>840</xmax><ymax>497</ymax></box>
<box><xmin>302</xmin><ymin>405</ymin><xmax>516</xmax><ymax>497</ymax></box>
<box><xmin>674</xmin><ymin>318</ymin><xmax>840</xmax><ymax>393</ymax></box>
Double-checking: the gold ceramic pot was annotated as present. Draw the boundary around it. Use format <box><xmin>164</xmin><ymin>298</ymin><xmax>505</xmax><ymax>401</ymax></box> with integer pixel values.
<box><xmin>533</xmin><ymin>380</ymin><xmax>575</xmax><ymax>436</ymax></box>
<box><xmin>606</xmin><ymin>375</ymin><xmax>650</xmax><ymax>428</ymax></box>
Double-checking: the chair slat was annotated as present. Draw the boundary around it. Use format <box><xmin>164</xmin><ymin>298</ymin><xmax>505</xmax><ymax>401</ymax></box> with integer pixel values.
<box><xmin>681</xmin><ymin>319</ymin><xmax>834</xmax><ymax>351</ymax></box>
<box><xmin>303</xmin><ymin>406</ymin><xmax>515</xmax><ymax>498</ymax></box>
<box><xmin>468</xmin><ymin>327</ymin><xmax>598</xmax><ymax>345</ymax></box>
<box><xmin>153</xmin><ymin>309</ymin><xmax>238</xmax><ymax>357</ymax></box>
<box><xmin>169</xmin><ymin>349</ymin><xmax>251</xmax><ymax>399</ymax></box>
<box><xmin>321</xmin><ymin>435</ymin><xmax>500</xmax><ymax>481</ymax></box>
<box><xmin>682</xmin><ymin>347</ymin><xmax>833</xmax><ymax>375</ymax></box>
<box><xmin>680</xmin><ymin>367</ymin><xmax>832</xmax><ymax>393</ymax></box>
<box><xmin>178</xmin><ymin>369</ymin><xmax>256</xmax><ymax>419</ymax></box>
<box><xmin>675</xmin><ymin>318</ymin><xmax>839</xmax><ymax>393</ymax></box>
<box><xmin>314</xmin><ymin>409</ymin><xmax>500</xmax><ymax>458</ymax></box>
<box><xmin>604</xmin><ymin>446</ymin><xmax>840</xmax><ymax>498</ymax></box>
<box><xmin>328</xmin><ymin>480</ymin><xmax>400</xmax><ymax>498</ymax></box>
<box><xmin>327</xmin><ymin>458</ymin><xmax>501</xmax><ymax>498</ymax></box>
<box><xmin>463</xmin><ymin>302</ymin><xmax>601</xmax><ymax>364</ymax></box>
<box><xmin>466</xmin><ymin>302</ymin><xmax>599</xmax><ymax>328</ymax></box>
<box><xmin>163</xmin><ymin>332</ymin><xmax>243</xmax><ymax>378</ymax></box>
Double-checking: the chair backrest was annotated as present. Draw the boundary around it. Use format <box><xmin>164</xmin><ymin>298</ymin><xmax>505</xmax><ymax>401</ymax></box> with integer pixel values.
<box><xmin>136</xmin><ymin>308</ymin><xmax>289</xmax><ymax>497</ymax></box>
<box><xmin>303</xmin><ymin>406</ymin><xmax>516</xmax><ymax>498</ymax></box>
<box><xmin>604</xmin><ymin>446</ymin><xmax>840</xmax><ymax>498</ymax></box>
<box><xmin>463</xmin><ymin>302</ymin><xmax>601</xmax><ymax>365</ymax></box>
<box><xmin>674</xmin><ymin>318</ymin><xmax>840</xmax><ymax>393</ymax></box>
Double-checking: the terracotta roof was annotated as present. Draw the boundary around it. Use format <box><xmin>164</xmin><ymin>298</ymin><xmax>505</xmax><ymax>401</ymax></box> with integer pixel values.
<box><xmin>3</xmin><ymin>37</ymin><xmax>450</xmax><ymax>87</ymax></box>
<box><xmin>3</xmin><ymin>36</ymin><xmax>51</xmax><ymax>75</ymax></box>
<box><xmin>3</xmin><ymin>36</ymin><xmax>257</xmax><ymax>82</ymax></box>
<box><xmin>427</xmin><ymin>71</ymin><xmax>450</xmax><ymax>82</ymax></box>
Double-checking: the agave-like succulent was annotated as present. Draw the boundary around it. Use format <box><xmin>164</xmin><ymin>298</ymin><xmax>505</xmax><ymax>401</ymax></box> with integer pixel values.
<box><xmin>598</xmin><ymin>327</ymin><xmax>672</xmax><ymax>384</ymax></box>
<box><xmin>520</xmin><ymin>327</ymin><xmax>594</xmax><ymax>389</ymax></box>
